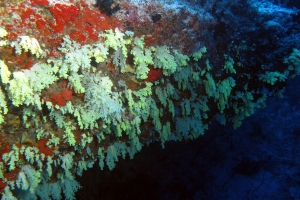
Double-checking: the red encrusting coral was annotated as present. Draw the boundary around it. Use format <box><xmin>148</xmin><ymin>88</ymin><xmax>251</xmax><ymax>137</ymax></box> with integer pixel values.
<box><xmin>36</xmin><ymin>139</ymin><xmax>53</xmax><ymax>157</ymax></box>
<box><xmin>50</xmin><ymin>88</ymin><xmax>73</xmax><ymax>107</ymax></box>
<box><xmin>5</xmin><ymin>51</ymin><xmax>35</xmax><ymax>70</ymax></box>
<box><xmin>0</xmin><ymin>179</ymin><xmax>6</xmax><ymax>193</ymax></box>
<box><xmin>144</xmin><ymin>38</ymin><xmax>157</xmax><ymax>47</ymax></box>
<box><xmin>70</xmin><ymin>30</ymin><xmax>87</xmax><ymax>43</ymax></box>
<box><xmin>30</xmin><ymin>0</ymin><xmax>49</xmax><ymax>6</ymax></box>
<box><xmin>49</xmin><ymin>4</ymin><xmax>80</xmax><ymax>33</ymax></box>
<box><xmin>71</xmin><ymin>0</ymin><xmax>123</xmax><ymax>43</ymax></box>
<box><xmin>145</xmin><ymin>66</ymin><xmax>163</xmax><ymax>82</ymax></box>
<box><xmin>4</xmin><ymin>168</ymin><xmax>21</xmax><ymax>182</ymax></box>
<box><xmin>0</xmin><ymin>144</ymin><xmax>10</xmax><ymax>157</ymax></box>
<box><xmin>35</xmin><ymin>17</ymin><xmax>47</xmax><ymax>29</ymax></box>
<box><xmin>22</xmin><ymin>59</ymin><xmax>34</xmax><ymax>70</ymax></box>
<box><xmin>21</xmin><ymin>8</ymin><xmax>35</xmax><ymax>22</ymax></box>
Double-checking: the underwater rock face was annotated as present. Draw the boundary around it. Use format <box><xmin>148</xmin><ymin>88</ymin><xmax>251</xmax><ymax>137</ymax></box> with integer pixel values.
<box><xmin>0</xmin><ymin>0</ymin><xmax>299</xmax><ymax>199</ymax></box>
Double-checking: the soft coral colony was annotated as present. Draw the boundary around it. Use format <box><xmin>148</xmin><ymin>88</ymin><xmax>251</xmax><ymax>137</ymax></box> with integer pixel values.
<box><xmin>0</xmin><ymin>0</ymin><xmax>299</xmax><ymax>199</ymax></box>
